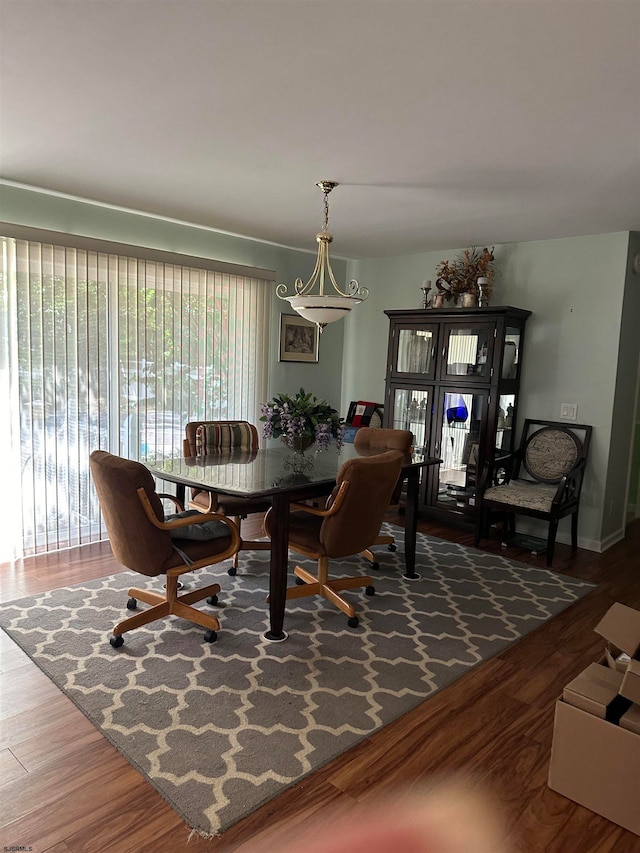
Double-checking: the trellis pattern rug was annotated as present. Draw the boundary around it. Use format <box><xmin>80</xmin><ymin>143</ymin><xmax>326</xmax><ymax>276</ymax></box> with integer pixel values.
<box><xmin>0</xmin><ymin>527</ymin><xmax>594</xmax><ymax>837</ymax></box>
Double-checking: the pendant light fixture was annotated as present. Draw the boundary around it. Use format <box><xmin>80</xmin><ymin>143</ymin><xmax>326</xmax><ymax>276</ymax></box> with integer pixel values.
<box><xmin>276</xmin><ymin>180</ymin><xmax>369</xmax><ymax>332</ymax></box>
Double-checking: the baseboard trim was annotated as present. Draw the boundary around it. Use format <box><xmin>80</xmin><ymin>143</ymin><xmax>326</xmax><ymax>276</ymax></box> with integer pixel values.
<box><xmin>596</xmin><ymin>528</ymin><xmax>626</xmax><ymax>553</ymax></box>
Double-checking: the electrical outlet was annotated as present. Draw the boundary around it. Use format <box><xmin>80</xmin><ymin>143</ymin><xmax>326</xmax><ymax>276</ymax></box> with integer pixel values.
<box><xmin>560</xmin><ymin>402</ymin><xmax>578</xmax><ymax>420</ymax></box>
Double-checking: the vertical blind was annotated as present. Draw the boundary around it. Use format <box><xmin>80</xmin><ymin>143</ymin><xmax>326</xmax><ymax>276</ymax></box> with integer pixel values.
<box><xmin>0</xmin><ymin>232</ymin><xmax>272</xmax><ymax>559</ymax></box>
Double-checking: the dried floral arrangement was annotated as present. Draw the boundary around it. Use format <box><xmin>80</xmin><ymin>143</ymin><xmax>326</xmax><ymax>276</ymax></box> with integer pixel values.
<box><xmin>435</xmin><ymin>246</ymin><xmax>495</xmax><ymax>300</ymax></box>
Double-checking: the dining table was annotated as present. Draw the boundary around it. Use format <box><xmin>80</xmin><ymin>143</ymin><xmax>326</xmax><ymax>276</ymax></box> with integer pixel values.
<box><xmin>145</xmin><ymin>444</ymin><xmax>441</xmax><ymax>642</ymax></box>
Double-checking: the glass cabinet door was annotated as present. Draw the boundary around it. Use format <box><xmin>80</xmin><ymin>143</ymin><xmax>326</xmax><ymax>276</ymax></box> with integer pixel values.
<box><xmin>433</xmin><ymin>388</ymin><xmax>488</xmax><ymax>511</ymax></box>
<box><xmin>393</xmin><ymin>325</ymin><xmax>437</xmax><ymax>378</ymax></box>
<box><xmin>440</xmin><ymin>323</ymin><xmax>493</xmax><ymax>382</ymax></box>
<box><xmin>388</xmin><ymin>386</ymin><xmax>431</xmax><ymax>453</ymax></box>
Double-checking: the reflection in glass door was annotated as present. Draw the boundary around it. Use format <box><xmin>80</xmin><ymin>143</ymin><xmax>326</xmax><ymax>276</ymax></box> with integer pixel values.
<box><xmin>496</xmin><ymin>393</ymin><xmax>517</xmax><ymax>453</ymax></box>
<box><xmin>396</xmin><ymin>328</ymin><xmax>435</xmax><ymax>375</ymax></box>
<box><xmin>443</xmin><ymin>326</ymin><xmax>491</xmax><ymax>380</ymax></box>
<box><xmin>502</xmin><ymin>327</ymin><xmax>522</xmax><ymax>378</ymax></box>
<box><xmin>390</xmin><ymin>387</ymin><xmax>430</xmax><ymax>452</ymax></box>
<box><xmin>436</xmin><ymin>390</ymin><xmax>486</xmax><ymax>511</ymax></box>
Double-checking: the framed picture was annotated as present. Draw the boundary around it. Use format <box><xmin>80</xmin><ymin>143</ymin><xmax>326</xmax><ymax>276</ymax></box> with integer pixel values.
<box><xmin>279</xmin><ymin>314</ymin><xmax>319</xmax><ymax>363</ymax></box>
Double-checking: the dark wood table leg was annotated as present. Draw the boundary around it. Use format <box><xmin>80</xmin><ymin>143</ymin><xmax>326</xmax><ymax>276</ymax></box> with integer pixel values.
<box><xmin>175</xmin><ymin>482</ymin><xmax>186</xmax><ymax>508</ymax></box>
<box><xmin>403</xmin><ymin>468</ymin><xmax>421</xmax><ymax>580</ymax></box>
<box><xmin>264</xmin><ymin>491</ymin><xmax>289</xmax><ymax>642</ymax></box>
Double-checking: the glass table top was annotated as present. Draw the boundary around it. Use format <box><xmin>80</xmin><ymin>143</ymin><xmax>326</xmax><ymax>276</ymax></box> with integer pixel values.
<box><xmin>146</xmin><ymin>444</ymin><xmax>437</xmax><ymax>499</ymax></box>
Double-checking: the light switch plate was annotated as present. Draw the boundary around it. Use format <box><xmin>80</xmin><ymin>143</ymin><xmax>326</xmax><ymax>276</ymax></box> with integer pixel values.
<box><xmin>560</xmin><ymin>402</ymin><xmax>578</xmax><ymax>420</ymax></box>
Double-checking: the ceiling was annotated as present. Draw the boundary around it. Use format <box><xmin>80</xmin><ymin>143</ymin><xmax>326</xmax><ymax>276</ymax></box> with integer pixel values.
<box><xmin>1</xmin><ymin>0</ymin><xmax>639</xmax><ymax>258</ymax></box>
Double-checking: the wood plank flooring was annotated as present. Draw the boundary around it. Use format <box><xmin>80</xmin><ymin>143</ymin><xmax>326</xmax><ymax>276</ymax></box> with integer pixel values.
<box><xmin>1</xmin><ymin>517</ymin><xmax>640</xmax><ymax>853</ymax></box>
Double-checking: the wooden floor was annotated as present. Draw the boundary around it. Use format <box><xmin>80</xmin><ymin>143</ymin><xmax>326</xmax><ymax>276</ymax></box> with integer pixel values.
<box><xmin>1</xmin><ymin>516</ymin><xmax>640</xmax><ymax>853</ymax></box>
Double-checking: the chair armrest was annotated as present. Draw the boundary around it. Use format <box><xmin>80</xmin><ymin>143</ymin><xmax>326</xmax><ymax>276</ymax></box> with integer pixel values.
<box><xmin>158</xmin><ymin>492</ymin><xmax>184</xmax><ymax>512</ymax></box>
<box><xmin>551</xmin><ymin>458</ymin><xmax>587</xmax><ymax>506</ymax></box>
<box><xmin>477</xmin><ymin>450</ymin><xmax>520</xmax><ymax>492</ymax></box>
<box><xmin>189</xmin><ymin>489</ymin><xmax>219</xmax><ymax>513</ymax></box>
<box><xmin>289</xmin><ymin>481</ymin><xmax>349</xmax><ymax>517</ymax></box>
<box><xmin>263</xmin><ymin>482</ymin><xmax>349</xmax><ymax>540</ymax></box>
<box><xmin>137</xmin><ymin>487</ymin><xmax>240</xmax><ymax>539</ymax></box>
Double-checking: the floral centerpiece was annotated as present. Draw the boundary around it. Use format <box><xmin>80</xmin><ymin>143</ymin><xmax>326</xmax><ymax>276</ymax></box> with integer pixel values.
<box><xmin>260</xmin><ymin>388</ymin><xmax>345</xmax><ymax>452</ymax></box>
<box><xmin>435</xmin><ymin>246</ymin><xmax>495</xmax><ymax>303</ymax></box>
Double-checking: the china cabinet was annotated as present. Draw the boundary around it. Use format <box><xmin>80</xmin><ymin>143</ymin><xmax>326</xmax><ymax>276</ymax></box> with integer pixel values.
<box><xmin>383</xmin><ymin>306</ymin><xmax>531</xmax><ymax>521</ymax></box>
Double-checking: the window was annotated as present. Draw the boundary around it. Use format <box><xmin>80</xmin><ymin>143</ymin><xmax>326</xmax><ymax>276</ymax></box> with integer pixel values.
<box><xmin>0</xmin><ymin>228</ymin><xmax>273</xmax><ymax>558</ymax></box>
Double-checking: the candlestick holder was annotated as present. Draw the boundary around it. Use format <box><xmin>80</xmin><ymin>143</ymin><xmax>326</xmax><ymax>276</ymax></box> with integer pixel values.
<box><xmin>421</xmin><ymin>280</ymin><xmax>432</xmax><ymax>309</ymax></box>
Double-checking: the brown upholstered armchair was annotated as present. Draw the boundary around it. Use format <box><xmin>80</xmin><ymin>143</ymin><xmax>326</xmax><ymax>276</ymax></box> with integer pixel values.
<box><xmin>474</xmin><ymin>419</ymin><xmax>592</xmax><ymax>567</ymax></box>
<box><xmin>90</xmin><ymin>450</ymin><xmax>240</xmax><ymax>647</ymax></box>
<box><xmin>183</xmin><ymin>420</ymin><xmax>270</xmax><ymax>574</ymax></box>
<box><xmin>353</xmin><ymin>426</ymin><xmax>413</xmax><ymax>568</ymax></box>
<box><xmin>263</xmin><ymin>450</ymin><xmax>404</xmax><ymax>628</ymax></box>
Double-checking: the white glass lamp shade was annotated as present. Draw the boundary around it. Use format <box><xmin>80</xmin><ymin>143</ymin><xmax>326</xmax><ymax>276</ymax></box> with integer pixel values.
<box><xmin>286</xmin><ymin>295</ymin><xmax>362</xmax><ymax>325</ymax></box>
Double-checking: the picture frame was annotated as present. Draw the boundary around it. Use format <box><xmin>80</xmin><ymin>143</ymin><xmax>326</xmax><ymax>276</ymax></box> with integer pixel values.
<box><xmin>279</xmin><ymin>314</ymin><xmax>319</xmax><ymax>363</ymax></box>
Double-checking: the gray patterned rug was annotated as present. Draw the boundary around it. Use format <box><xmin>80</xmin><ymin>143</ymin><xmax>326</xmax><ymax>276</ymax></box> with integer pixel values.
<box><xmin>0</xmin><ymin>526</ymin><xmax>594</xmax><ymax>837</ymax></box>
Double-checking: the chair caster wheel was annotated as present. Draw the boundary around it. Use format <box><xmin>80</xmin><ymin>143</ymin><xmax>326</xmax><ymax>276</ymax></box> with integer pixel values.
<box><xmin>347</xmin><ymin>616</ymin><xmax>359</xmax><ymax>628</ymax></box>
<box><xmin>295</xmin><ymin>577</ymin><xmax>306</xmax><ymax>585</ymax></box>
<box><xmin>228</xmin><ymin>566</ymin><xmax>237</xmax><ymax>576</ymax></box>
<box><xmin>110</xmin><ymin>634</ymin><xmax>124</xmax><ymax>648</ymax></box>
<box><xmin>126</xmin><ymin>597</ymin><xmax>137</xmax><ymax>610</ymax></box>
<box><xmin>388</xmin><ymin>543</ymin><xmax>397</xmax><ymax>552</ymax></box>
<box><xmin>370</xmin><ymin>561</ymin><xmax>380</xmax><ymax>571</ymax></box>
<box><xmin>203</xmin><ymin>629</ymin><xmax>217</xmax><ymax>643</ymax></box>
<box><xmin>206</xmin><ymin>594</ymin><xmax>218</xmax><ymax>606</ymax></box>
<box><xmin>365</xmin><ymin>585</ymin><xmax>375</xmax><ymax>596</ymax></box>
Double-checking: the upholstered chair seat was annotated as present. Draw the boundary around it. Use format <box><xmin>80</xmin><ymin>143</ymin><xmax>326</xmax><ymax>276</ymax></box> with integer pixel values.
<box><xmin>482</xmin><ymin>480</ymin><xmax>559</xmax><ymax>513</ymax></box>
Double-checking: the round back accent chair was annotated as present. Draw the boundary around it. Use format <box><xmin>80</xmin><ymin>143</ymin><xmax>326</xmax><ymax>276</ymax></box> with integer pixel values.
<box><xmin>183</xmin><ymin>420</ymin><xmax>271</xmax><ymax>574</ymax></box>
<box><xmin>90</xmin><ymin>450</ymin><xmax>240</xmax><ymax>647</ymax></box>
<box><xmin>474</xmin><ymin>419</ymin><xmax>592</xmax><ymax>567</ymax></box>
<box><xmin>264</xmin><ymin>450</ymin><xmax>404</xmax><ymax>628</ymax></box>
<box><xmin>353</xmin><ymin>427</ymin><xmax>413</xmax><ymax>569</ymax></box>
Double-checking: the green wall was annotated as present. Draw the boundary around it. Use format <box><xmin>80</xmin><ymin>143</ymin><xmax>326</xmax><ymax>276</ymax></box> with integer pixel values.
<box><xmin>344</xmin><ymin>231</ymin><xmax>635</xmax><ymax>550</ymax></box>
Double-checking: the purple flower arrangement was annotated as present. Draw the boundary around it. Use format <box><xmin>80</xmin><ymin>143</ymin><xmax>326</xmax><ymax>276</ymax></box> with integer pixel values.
<box><xmin>260</xmin><ymin>388</ymin><xmax>345</xmax><ymax>451</ymax></box>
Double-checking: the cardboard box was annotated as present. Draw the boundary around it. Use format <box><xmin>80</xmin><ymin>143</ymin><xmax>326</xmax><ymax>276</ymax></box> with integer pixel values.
<box><xmin>548</xmin><ymin>603</ymin><xmax>640</xmax><ymax>835</ymax></box>
<box><xmin>548</xmin><ymin>699</ymin><xmax>640</xmax><ymax>835</ymax></box>
<box><xmin>621</xmin><ymin>660</ymin><xmax>640</xmax><ymax>704</ymax></box>
<box><xmin>614</xmin><ymin>652</ymin><xmax>632</xmax><ymax>672</ymax></box>
<box><xmin>594</xmin><ymin>602</ymin><xmax>640</xmax><ymax>660</ymax></box>
<box><xmin>620</xmin><ymin>704</ymin><xmax>640</xmax><ymax>735</ymax></box>
<box><xmin>562</xmin><ymin>663</ymin><xmax>623</xmax><ymax>718</ymax></box>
